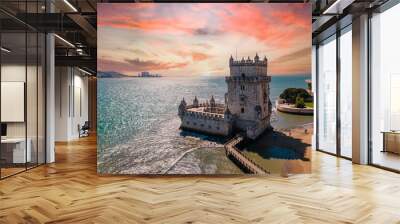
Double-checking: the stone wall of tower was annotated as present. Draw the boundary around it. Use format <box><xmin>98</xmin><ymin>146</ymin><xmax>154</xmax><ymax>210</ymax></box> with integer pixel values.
<box><xmin>229</xmin><ymin>64</ymin><xmax>267</xmax><ymax>77</ymax></box>
<box><xmin>226</xmin><ymin>55</ymin><xmax>271</xmax><ymax>139</ymax></box>
<box><xmin>180</xmin><ymin>112</ymin><xmax>232</xmax><ymax>136</ymax></box>
<box><xmin>226</xmin><ymin>77</ymin><xmax>271</xmax><ymax>123</ymax></box>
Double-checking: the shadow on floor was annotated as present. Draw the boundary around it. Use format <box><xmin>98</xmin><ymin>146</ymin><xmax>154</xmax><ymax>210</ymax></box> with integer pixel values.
<box><xmin>237</xmin><ymin>130</ymin><xmax>311</xmax><ymax>161</ymax></box>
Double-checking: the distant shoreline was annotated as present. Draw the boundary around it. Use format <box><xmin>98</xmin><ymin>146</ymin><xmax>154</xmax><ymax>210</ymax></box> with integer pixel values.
<box><xmin>98</xmin><ymin>76</ymin><xmax>163</xmax><ymax>78</ymax></box>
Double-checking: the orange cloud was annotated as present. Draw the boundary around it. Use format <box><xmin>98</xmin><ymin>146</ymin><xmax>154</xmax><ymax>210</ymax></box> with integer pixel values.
<box><xmin>99</xmin><ymin>18</ymin><xmax>197</xmax><ymax>34</ymax></box>
<box><xmin>191</xmin><ymin>52</ymin><xmax>210</xmax><ymax>61</ymax></box>
<box><xmin>98</xmin><ymin>3</ymin><xmax>311</xmax><ymax>76</ymax></box>
<box><xmin>270</xmin><ymin>11</ymin><xmax>310</xmax><ymax>30</ymax></box>
<box><xmin>220</xmin><ymin>5</ymin><xmax>307</xmax><ymax>48</ymax></box>
<box><xmin>98</xmin><ymin>4</ymin><xmax>310</xmax><ymax>48</ymax></box>
<box><xmin>174</xmin><ymin>50</ymin><xmax>211</xmax><ymax>62</ymax></box>
<box><xmin>193</xmin><ymin>43</ymin><xmax>213</xmax><ymax>49</ymax></box>
<box><xmin>98</xmin><ymin>58</ymin><xmax>189</xmax><ymax>75</ymax></box>
<box><xmin>98</xmin><ymin>5</ymin><xmax>206</xmax><ymax>35</ymax></box>
<box><xmin>269</xmin><ymin>48</ymin><xmax>311</xmax><ymax>75</ymax></box>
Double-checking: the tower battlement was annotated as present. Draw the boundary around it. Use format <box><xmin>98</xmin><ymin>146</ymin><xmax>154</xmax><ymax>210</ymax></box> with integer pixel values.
<box><xmin>229</xmin><ymin>54</ymin><xmax>268</xmax><ymax>77</ymax></box>
<box><xmin>229</xmin><ymin>56</ymin><xmax>267</xmax><ymax>66</ymax></box>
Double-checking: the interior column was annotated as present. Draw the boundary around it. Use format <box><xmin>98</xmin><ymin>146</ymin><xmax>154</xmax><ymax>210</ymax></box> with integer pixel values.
<box><xmin>352</xmin><ymin>14</ymin><xmax>369</xmax><ymax>164</ymax></box>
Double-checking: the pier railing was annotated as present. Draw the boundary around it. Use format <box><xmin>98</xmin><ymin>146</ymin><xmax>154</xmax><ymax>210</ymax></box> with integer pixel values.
<box><xmin>186</xmin><ymin>103</ymin><xmax>225</xmax><ymax>109</ymax></box>
<box><xmin>225</xmin><ymin>76</ymin><xmax>271</xmax><ymax>83</ymax></box>
<box><xmin>224</xmin><ymin>135</ymin><xmax>270</xmax><ymax>175</ymax></box>
<box><xmin>185</xmin><ymin>110</ymin><xmax>224</xmax><ymax>120</ymax></box>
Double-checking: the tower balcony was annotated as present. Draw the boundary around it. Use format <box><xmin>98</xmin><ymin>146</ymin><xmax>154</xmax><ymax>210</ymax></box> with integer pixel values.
<box><xmin>225</xmin><ymin>76</ymin><xmax>271</xmax><ymax>83</ymax></box>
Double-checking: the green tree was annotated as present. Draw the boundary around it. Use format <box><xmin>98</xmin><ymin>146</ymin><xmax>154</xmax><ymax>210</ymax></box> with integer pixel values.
<box><xmin>295</xmin><ymin>96</ymin><xmax>305</xmax><ymax>108</ymax></box>
<box><xmin>279</xmin><ymin>88</ymin><xmax>311</xmax><ymax>104</ymax></box>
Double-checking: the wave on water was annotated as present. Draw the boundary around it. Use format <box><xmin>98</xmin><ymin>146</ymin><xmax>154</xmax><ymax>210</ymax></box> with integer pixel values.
<box><xmin>98</xmin><ymin>117</ymin><xmax>224</xmax><ymax>174</ymax></box>
<box><xmin>97</xmin><ymin>76</ymin><xmax>312</xmax><ymax>174</ymax></box>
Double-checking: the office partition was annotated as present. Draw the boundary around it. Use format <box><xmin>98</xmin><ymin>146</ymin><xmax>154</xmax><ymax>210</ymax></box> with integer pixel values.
<box><xmin>0</xmin><ymin>1</ymin><xmax>47</xmax><ymax>179</ymax></box>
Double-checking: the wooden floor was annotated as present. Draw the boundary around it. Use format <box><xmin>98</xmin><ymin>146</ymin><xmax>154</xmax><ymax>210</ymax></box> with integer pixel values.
<box><xmin>1</xmin><ymin>135</ymin><xmax>400</xmax><ymax>223</ymax></box>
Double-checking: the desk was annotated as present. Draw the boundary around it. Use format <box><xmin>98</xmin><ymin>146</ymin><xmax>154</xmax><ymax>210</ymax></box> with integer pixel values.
<box><xmin>382</xmin><ymin>131</ymin><xmax>400</xmax><ymax>155</ymax></box>
<box><xmin>1</xmin><ymin>138</ymin><xmax>31</xmax><ymax>163</ymax></box>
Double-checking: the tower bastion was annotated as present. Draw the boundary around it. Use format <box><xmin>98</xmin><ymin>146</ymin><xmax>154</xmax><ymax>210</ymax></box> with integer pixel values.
<box><xmin>178</xmin><ymin>97</ymin><xmax>233</xmax><ymax>136</ymax></box>
<box><xmin>178</xmin><ymin>54</ymin><xmax>272</xmax><ymax>140</ymax></box>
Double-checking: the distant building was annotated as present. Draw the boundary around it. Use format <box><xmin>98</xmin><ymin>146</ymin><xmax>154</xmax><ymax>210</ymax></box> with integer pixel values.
<box><xmin>178</xmin><ymin>54</ymin><xmax>272</xmax><ymax>139</ymax></box>
<box><xmin>305</xmin><ymin>79</ymin><xmax>312</xmax><ymax>95</ymax></box>
<box><xmin>137</xmin><ymin>71</ymin><xmax>162</xmax><ymax>77</ymax></box>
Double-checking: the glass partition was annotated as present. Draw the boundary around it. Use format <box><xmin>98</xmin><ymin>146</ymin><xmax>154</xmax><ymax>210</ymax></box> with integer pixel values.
<box><xmin>339</xmin><ymin>26</ymin><xmax>352</xmax><ymax>158</ymax></box>
<box><xmin>1</xmin><ymin>31</ymin><xmax>28</xmax><ymax>177</ymax></box>
<box><xmin>317</xmin><ymin>35</ymin><xmax>337</xmax><ymax>154</ymax></box>
<box><xmin>27</xmin><ymin>31</ymin><xmax>38</xmax><ymax>169</ymax></box>
<box><xmin>370</xmin><ymin>3</ymin><xmax>400</xmax><ymax>171</ymax></box>
<box><xmin>0</xmin><ymin>2</ymin><xmax>46</xmax><ymax>179</ymax></box>
<box><xmin>38</xmin><ymin>32</ymin><xmax>46</xmax><ymax>165</ymax></box>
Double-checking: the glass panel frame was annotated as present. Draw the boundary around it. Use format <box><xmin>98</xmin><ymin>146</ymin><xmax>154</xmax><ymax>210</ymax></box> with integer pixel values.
<box><xmin>315</xmin><ymin>23</ymin><xmax>353</xmax><ymax>160</ymax></box>
<box><xmin>0</xmin><ymin>1</ymin><xmax>46</xmax><ymax>179</ymax></box>
<box><xmin>317</xmin><ymin>34</ymin><xmax>337</xmax><ymax>155</ymax></box>
<box><xmin>0</xmin><ymin>29</ymin><xmax>28</xmax><ymax>178</ymax></box>
<box><xmin>339</xmin><ymin>25</ymin><xmax>353</xmax><ymax>159</ymax></box>
<box><xmin>370</xmin><ymin>3</ymin><xmax>400</xmax><ymax>172</ymax></box>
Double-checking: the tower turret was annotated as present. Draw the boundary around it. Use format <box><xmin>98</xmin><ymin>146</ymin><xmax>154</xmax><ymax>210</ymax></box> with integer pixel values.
<box><xmin>254</xmin><ymin>53</ymin><xmax>259</xmax><ymax>62</ymax></box>
<box><xmin>224</xmin><ymin>107</ymin><xmax>232</xmax><ymax>121</ymax></box>
<box><xmin>178</xmin><ymin>98</ymin><xmax>187</xmax><ymax>117</ymax></box>
<box><xmin>193</xmin><ymin>96</ymin><xmax>199</xmax><ymax>107</ymax></box>
<box><xmin>210</xmin><ymin>95</ymin><xmax>216</xmax><ymax>108</ymax></box>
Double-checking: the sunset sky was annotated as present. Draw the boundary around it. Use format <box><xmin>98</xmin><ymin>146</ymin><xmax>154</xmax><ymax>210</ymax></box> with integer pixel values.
<box><xmin>98</xmin><ymin>3</ymin><xmax>311</xmax><ymax>77</ymax></box>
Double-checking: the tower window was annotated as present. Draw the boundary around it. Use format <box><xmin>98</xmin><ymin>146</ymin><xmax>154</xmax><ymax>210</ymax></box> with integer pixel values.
<box><xmin>241</xmin><ymin>108</ymin><xmax>244</xmax><ymax>113</ymax></box>
<box><xmin>241</xmin><ymin>73</ymin><xmax>245</xmax><ymax>78</ymax></box>
<box><xmin>240</xmin><ymin>85</ymin><xmax>245</xmax><ymax>90</ymax></box>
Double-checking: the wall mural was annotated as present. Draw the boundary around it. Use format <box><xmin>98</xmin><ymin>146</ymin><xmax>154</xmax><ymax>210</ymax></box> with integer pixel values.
<box><xmin>97</xmin><ymin>3</ymin><xmax>313</xmax><ymax>175</ymax></box>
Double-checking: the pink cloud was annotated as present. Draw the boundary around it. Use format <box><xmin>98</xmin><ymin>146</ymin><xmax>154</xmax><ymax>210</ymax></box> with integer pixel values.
<box><xmin>216</xmin><ymin>4</ymin><xmax>310</xmax><ymax>48</ymax></box>
<box><xmin>98</xmin><ymin>4</ymin><xmax>310</xmax><ymax>48</ymax></box>
<box><xmin>98</xmin><ymin>58</ymin><xmax>189</xmax><ymax>74</ymax></box>
<box><xmin>98</xmin><ymin>3</ymin><xmax>311</xmax><ymax>76</ymax></box>
<box><xmin>98</xmin><ymin>4</ymin><xmax>205</xmax><ymax>35</ymax></box>
<box><xmin>174</xmin><ymin>50</ymin><xmax>212</xmax><ymax>62</ymax></box>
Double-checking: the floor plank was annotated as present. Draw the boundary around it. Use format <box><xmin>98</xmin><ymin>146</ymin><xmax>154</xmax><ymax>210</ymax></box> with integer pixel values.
<box><xmin>0</xmin><ymin>135</ymin><xmax>400</xmax><ymax>223</ymax></box>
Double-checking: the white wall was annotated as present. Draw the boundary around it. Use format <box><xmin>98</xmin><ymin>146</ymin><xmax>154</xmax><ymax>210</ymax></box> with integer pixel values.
<box><xmin>1</xmin><ymin>65</ymin><xmax>38</xmax><ymax>137</ymax></box>
<box><xmin>1</xmin><ymin>63</ymin><xmax>46</xmax><ymax>164</ymax></box>
<box><xmin>54</xmin><ymin>67</ymin><xmax>89</xmax><ymax>141</ymax></box>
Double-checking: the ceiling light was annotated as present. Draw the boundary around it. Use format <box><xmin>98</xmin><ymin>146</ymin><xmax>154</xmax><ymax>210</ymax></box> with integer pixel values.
<box><xmin>63</xmin><ymin>0</ymin><xmax>78</xmax><ymax>12</ymax></box>
<box><xmin>78</xmin><ymin>67</ymin><xmax>93</xmax><ymax>76</ymax></box>
<box><xmin>54</xmin><ymin>34</ymin><xmax>75</xmax><ymax>48</ymax></box>
<box><xmin>1</xmin><ymin>47</ymin><xmax>11</xmax><ymax>53</ymax></box>
<box><xmin>322</xmin><ymin>0</ymin><xmax>355</xmax><ymax>15</ymax></box>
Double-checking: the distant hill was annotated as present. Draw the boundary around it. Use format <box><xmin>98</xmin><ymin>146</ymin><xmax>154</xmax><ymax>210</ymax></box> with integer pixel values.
<box><xmin>97</xmin><ymin>71</ymin><xmax>131</xmax><ymax>78</ymax></box>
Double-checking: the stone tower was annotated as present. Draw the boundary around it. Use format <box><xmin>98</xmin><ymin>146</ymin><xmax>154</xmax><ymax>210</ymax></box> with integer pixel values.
<box><xmin>225</xmin><ymin>54</ymin><xmax>272</xmax><ymax>139</ymax></box>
